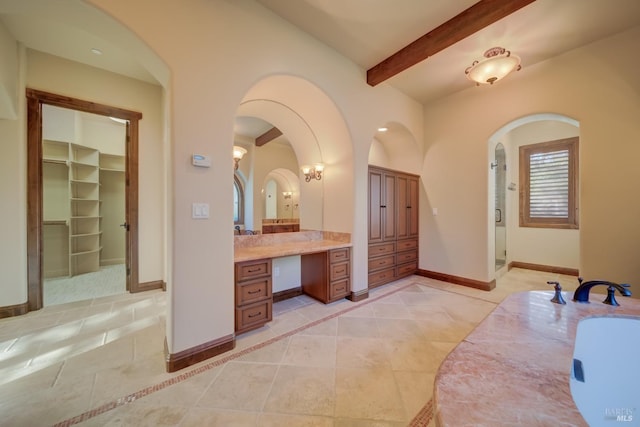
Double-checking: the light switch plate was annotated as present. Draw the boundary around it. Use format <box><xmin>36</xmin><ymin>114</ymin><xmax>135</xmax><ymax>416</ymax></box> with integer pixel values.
<box><xmin>192</xmin><ymin>203</ymin><xmax>210</xmax><ymax>219</ymax></box>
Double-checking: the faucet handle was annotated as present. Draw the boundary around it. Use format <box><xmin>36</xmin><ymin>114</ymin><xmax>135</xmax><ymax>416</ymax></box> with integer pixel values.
<box><xmin>547</xmin><ymin>281</ymin><xmax>566</xmax><ymax>304</ymax></box>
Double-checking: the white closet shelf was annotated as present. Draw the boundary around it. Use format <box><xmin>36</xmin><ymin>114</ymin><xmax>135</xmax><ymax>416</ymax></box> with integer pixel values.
<box><xmin>43</xmin><ymin>158</ymin><xmax>68</xmax><ymax>165</ymax></box>
<box><xmin>71</xmin><ymin>232</ymin><xmax>102</xmax><ymax>238</ymax></box>
<box><xmin>70</xmin><ymin>215</ymin><xmax>102</xmax><ymax>219</ymax></box>
<box><xmin>70</xmin><ymin>247</ymin><xmax>102</xmax><ymax>256</ymax></box>
<box><xmin>100</xmin><ymin>168</ymin><xmax>125</xmax><ymax>173</ymax></box>
<box><xmin>44</xmin><ymin>219</ymin><xmax>68</xmax><ymax>226</ymax></box>
<box><xmin>70</xmin><ymin>179</ymin><xmax>99</xmax><ymax>184</ymax></box>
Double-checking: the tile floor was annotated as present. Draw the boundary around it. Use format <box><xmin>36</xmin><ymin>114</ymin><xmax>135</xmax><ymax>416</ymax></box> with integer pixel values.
<box><xmin>0</xmin><ymin>268</ymin><xmax>581</xmax><ymax>426</ymax></box>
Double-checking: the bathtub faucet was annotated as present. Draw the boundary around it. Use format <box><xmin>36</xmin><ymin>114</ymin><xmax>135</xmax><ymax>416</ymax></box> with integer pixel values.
<box><xmin>572</xmin><ymin>277</ymin><xmax>632</xmax><ymax>306</ymax></box>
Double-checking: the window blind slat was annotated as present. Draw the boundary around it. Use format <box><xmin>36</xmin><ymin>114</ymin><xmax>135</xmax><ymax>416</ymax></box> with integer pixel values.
<box><xmin>529</xmin><ymin>148</ymin><xmax>569</xmax><ymax>218</ymax></box>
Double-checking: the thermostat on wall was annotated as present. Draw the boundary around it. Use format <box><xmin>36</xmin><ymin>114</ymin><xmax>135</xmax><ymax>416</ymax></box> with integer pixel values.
<box><xmin>192</xmin><ymin>154</ymin><xmax>211</xmax><ymax>167</ymax></box>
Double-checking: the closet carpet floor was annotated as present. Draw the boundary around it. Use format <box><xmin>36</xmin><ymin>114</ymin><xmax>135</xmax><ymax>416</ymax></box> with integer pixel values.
<box><xmin>0</xmin><ymin>268</ymin><xmax>579</xmax><ymax>426</ymax></box>
<box><xmin>44</xmin><ymin>264</ymin><xmax>126</xmax><ymax>306</ymax></box>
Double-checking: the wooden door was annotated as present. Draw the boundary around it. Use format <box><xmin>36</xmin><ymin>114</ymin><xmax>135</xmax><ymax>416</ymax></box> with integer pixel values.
<box><xmin>382</xmin><ymin>172</ymin><xmax>397</xmax><ymax>241</ymax></box>
<box><xmin>408</xmin><ymin>175</ymin><xmax>419</xmax><ymax>237</ymax></box>
<box><xmin>396</xmin><ymin>174</ymin><xmax>409</xmax><ymax>239</ymax></box>
<box><xmin>368</xmin><ymin>168</ymin><xmax>383</xmax><ymax>243</ymax></box>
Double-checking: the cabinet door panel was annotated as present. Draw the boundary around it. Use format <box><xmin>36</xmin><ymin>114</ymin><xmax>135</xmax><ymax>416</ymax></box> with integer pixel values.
<box><xmin>368</xmin><ymin>170</ymin><xmax>383</xmax><ymax>243</ymax></box>
<box><xmin>382</xmin><ymin>173</ymin><xmax>396</xmax><ymax>241</ymax></box>
<box><xmin>396</xmin><ymin>174</ymin><xmax>409</xmax><ymax>239</ymax></box>
<box><xmin>408</xmin><ymin>176</ymin><xmax>419</xmax><ymax>237</ymax></box>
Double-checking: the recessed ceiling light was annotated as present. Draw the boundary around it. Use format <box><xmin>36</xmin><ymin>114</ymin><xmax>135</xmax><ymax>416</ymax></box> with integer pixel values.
<box><xmin>377</xmin><ymin>127</ymin><xmax>388</xmax><ymax>132</ymax></box>
<box><xmin>91</xmin><ymin>48</ymin><xmax>103</xmax><ymax>55</ymax></box>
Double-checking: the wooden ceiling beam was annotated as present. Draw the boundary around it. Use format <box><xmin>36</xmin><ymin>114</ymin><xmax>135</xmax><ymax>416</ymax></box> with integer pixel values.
<box><xmin>255</xmin><ymin>126</ymin><xmax>282</xmax><ymax>147</ymax></box>
<box><xmin>366</xmin><ymin>0</ymin><xmax>536</xmax><ymax>86</ymax></box>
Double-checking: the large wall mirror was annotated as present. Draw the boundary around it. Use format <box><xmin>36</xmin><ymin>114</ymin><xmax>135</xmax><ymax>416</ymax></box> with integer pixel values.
<box><xmin>234</xmin><ymin>116</ymin><xmax>323</xmax><ymax>233</ymax></box>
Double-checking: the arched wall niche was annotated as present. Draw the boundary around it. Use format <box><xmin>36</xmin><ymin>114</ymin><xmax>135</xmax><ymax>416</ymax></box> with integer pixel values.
<box><xmin>368</xmin><ymin>121</ymin><xmax>421</xmax><ymax>174</ymax></box>
<box><xmin>486</xmin><ymin>112</ymin><xmax>580</xmax><ymax>281</ymax></box>
<box><xmin>236</xmin><ymin>74</ymin><xmax>354</xmax><ymax>233</ymax></box>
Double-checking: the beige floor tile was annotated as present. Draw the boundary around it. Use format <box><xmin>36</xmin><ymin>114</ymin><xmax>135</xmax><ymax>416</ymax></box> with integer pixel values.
<box><xmin>81</xmin><ymin>403</ymin><xmax>188</xmax><ymax>427</ymax></box>
<box><xmin>371</xmin><ymin>302</ymin><xmax>412</xmax><ymax>319</ymax></box>
<box><xmin>0</xmin><ymin>269</ymin><xmax>563</xmax><ymax>426</ymax></box>
<box><xmin>90</xmin><ymin>352</ymin><xmax>170</xmax><ymax>408</ymax></box>
<box><xmin>336</xmin><ymin>316</ymin><xmax>379</xmax><ymax>338</ymax></box>
<box><xmin>139</xmin><ymin>365</ymin><xmax>222</xmax><ymax>407</ymax></box>
<box><xmin>236</xmin><ymin>336</ymin><xmax>291</xmax><ymax>363</ymax></box>
<box><xmin>393</xmin><ymin>370</ymin><xmax>435</xmax><ymax>419</ymax></box>
<box><xmin>282</xmin><ymin>335</ymin><xmax>337</xmax><ymax>368</ymax></box>
<box><xmin>299</xmin><ymin>317</ymin><xmax>338</xmax><ymax>336</ymax></box>
<box><xmin>263</xmin><ymin>365</ymin><xmax>335</xmax><ymax>416</ymax></box>
<box><xmin>179</xmin><ymin>407</ymin><xmax>258</xmax><ymax>427</ymax></box>
<box><xmin>335</xmin><ymin>336</ymin><xmax>390</xmax><ymax>369</ymax></box>
<box><xmin>258</xmin><ymin>412</ymin><xmax>334</xmax><ymax>427</ymax></box>
<box><xmin>334</xmin><ymin>366</ymin><xmax>406</xmax><ymax>422</ymax></box>
<box><xmin>384</xmin><ymin>339</ymin><xmax>455</xmax><ymax>373</ymax></box>
<box><xmin>334</xmin><ymin>419</ymin><xmax>406</xmax><ymax>427</ymax></box>
<box><xmin>196</xmin><ymin>361</ymin><xmax>278</xmax><ymax>411</ymax></box>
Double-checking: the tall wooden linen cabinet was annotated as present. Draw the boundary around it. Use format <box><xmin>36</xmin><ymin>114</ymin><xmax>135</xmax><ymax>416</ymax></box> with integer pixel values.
<box><xmin>368</xmin><ymin>166</ymin><xmax>419</xmax><ymax>288</ymax></box>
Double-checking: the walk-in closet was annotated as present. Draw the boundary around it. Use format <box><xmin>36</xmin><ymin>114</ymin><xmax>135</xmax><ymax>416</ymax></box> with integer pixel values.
<box><xmin>42</xmin><ymin>105</ymin><xmax>127</xmax><ymax>305</ymax></box>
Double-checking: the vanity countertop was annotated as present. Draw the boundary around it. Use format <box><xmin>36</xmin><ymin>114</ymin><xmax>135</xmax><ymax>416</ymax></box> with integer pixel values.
<box><xmin>234</xmin><ymin>239</ymin><xmax>351</xmax><ymax>263</ymax></box>
<box><xmin>434</xmin><ymin>290</ymin><xmax>640</xmax><ymax>426</ymax></box>
<box><xmin>234</xmin><ymin>230</ymin><xmax>351</xmax><ymax>263</ymax></box>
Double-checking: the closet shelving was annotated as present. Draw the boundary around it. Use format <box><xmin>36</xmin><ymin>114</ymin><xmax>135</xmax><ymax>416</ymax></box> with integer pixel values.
<box><xmin>43</xmin><ymin>140</ymin><xmax>103</xmax><ymax>276</ymax></box>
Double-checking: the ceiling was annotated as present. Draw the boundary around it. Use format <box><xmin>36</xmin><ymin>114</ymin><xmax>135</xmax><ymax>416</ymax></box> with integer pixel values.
<box><xmin>2</xmin><ymin>0</ymin><xmax>640</xmax><ymax>136</ymax></box>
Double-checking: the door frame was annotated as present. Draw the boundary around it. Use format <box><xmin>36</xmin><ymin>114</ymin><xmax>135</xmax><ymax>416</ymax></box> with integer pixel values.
<box><xmin>26</xmin><ymin>89</ymin><xmax>143</xmax><ymax>311</ymax></box>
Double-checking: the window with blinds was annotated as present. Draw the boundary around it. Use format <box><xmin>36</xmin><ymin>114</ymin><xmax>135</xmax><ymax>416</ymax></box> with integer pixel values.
<box><xmin>519</xmin><ymin>137</ymin><xmax>579</xmax><ymax>229</ymax></box>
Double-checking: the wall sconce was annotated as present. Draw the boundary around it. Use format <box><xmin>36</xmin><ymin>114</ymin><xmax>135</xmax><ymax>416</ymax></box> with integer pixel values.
<box><xmin>465</xmin><ymin>47</ymin><xmax>521</xmax><ymax>86</ymax></box>
<box><xmin>282</xmin><ymin>191</ymin><xmax>292</xmax><ymax>199</ymax></box>
<box><xmin>301</xmin><ymin>163</ymin><xmax>324</xmax><ymax>182</ymax></box>
<box><xmin>233</xmin><ymin>145</ymin><xmax>247</xmax><ymax>170</ymax></box>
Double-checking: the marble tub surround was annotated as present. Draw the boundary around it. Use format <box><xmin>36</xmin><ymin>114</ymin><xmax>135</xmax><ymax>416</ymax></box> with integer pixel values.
<box><xmin>434</xmin><ymin>291</ymin><xmax>640</xmax><ymax>427</ymax></box>
<box><xmin>234</xmin><ymin>230</ymin><xmax>351</xmax><ymax>262</ymax></box>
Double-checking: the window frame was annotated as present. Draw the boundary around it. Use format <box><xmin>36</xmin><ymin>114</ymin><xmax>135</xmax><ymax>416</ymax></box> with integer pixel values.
<box><xmin>519</xmin><ymin>137</ymin><xmax>579</xmax><ymax>229</ymax></box>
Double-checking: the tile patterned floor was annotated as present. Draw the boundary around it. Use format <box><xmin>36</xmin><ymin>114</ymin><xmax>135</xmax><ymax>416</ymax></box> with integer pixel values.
<box><xmin>0</xmin><ymin>268</ymin><xmax>580</xmax><ymax>426</ymax></box>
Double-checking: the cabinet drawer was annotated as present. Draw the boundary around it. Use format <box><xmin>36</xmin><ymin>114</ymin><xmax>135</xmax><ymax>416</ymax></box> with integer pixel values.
<box><xmin>369</xmin><ymin>242</ymin><xmax>395</xmax><ymax>258</ymax></box>
<box><xmin>330</xmin><ymin>261</ymin><xmax>350</xmax><ymax>281</ymax></box>
<box><xmin>236</xmin><ymin>277</ymin><xmax>271</xmax><ymax>306</ymax></box>
<box><xmin>396</xmin><ymin>250</ymin><xmax>417</xmax><ymax>264</ymax></box>
<box><xmin>329</xmin><ymin>279</ymin><xmax>350</xmax><ymax>301</ymax></box>
<box><xmin>235</xmin><ymin>259</ymin><xmax>271</xmax><ymax>281</ymax></box>
<box><xmin>397</xmin><ymin>261</ymin><xmax>418</xmax><ymax>277</ymax></box>
<box><xmin>397</xmin><ymin>239</ymin><xmax>418</xmax><ymax>252</ymax></box>
<box><xmin>330</xmin><ymin>247</ymin><xmax>350</xmax><ymax>263</ymax></box>
<box><xmin>368</xmin><ymin>254</ymin><xmax>396</xmax><ymax>271</ymax></box>
<box><xmin>236</xmin><ymin>299</ymin><xmax>272</xmax><ymax>333</ymax></box>
<box><xmin>368</xmin><ymin>267</ymin><xmax>395</xmax><ymax>287</ymax></box>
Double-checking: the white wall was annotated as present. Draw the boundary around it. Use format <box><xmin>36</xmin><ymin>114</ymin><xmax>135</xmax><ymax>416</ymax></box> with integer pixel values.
<box><xmin>504</xmin><ymin>120</ymin><xmax>580</xmax><ymax>269</ymax></box>
<box><xmin>422</xmin><ymin>26</ymin><xmax>640</xmax><ymax>292</ymax></box>
<box><xmin>0</xmin><ymin>25</ymin><xmax>26</xmax><ymax>306</ymax></box>
<box><xmin>88</xmin><ymin>0</ymin><xmax>424</xmax><ymax>354</ymax></box>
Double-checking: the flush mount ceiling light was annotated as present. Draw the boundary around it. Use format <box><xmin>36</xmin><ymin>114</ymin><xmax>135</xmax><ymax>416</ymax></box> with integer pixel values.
<box><xmin>233</xmin><ymin>145</ymin><xmax>247</xmax><ymax>170</ymax></box>
<box><xmin>377</xmin><ymin>127</ymin><xmax>388</xmax><ymax>132</ymax></box>
<box><xmin>465</xmin><ymin>47</ymin><xmax>521</xmax><ymax>86</ymax></box>
<box><xmin>90</xmin><ymin>48</ymin><xmax>103</xmax><ymax>55</ymax></box>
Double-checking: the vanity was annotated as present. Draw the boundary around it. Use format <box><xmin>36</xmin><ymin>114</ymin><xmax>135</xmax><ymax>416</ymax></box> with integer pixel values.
<box><xmin>434</xmin><ymin>291</ymin><xmax>640</xmax><ymax>426</ymax></box>
<box><xmin>234</xmin><ymin>230</ymin><xmax>352</xmax><ymax>333</ymax></box>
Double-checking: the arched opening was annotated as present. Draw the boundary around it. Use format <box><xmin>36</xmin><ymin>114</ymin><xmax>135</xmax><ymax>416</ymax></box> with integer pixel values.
<box><xmin>488</xmin><ymin>113</ymin><xmax>580</xmax><ymax>282</ymax></box>
<box><xmin>236</xmin><ymin>75</ymin><xmax>354</xmax><ymax>234</ymax></box>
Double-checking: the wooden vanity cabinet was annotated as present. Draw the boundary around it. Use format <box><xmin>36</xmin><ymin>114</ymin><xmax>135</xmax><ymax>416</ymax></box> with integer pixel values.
<box><xmin>368</xmin><ymin>166</ymin><xmax>419</xmax><ymax>288</ymax></box>
<box><xmin>234</xmin><ymin>258</ymin><xmax>272</xmax><ymax>334</ymax></box>
<box><xmin>301</xmin><ymin>247</ymin><xmax>351</xmax><ymax>303</ymax></box>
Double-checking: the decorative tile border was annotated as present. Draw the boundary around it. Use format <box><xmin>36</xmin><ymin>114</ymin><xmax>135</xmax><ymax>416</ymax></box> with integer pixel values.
<box><xmin>52</xmin><ymin>280</ymin><xmax>426</xmax><ymax>426</ymax></box>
